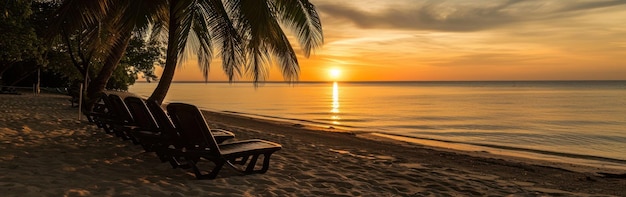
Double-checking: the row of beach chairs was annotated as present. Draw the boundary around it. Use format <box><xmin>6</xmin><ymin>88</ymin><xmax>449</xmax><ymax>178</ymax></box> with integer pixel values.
<box><xmin>83</xmin><ymin>91</ymin><xmax>282</xmax><ymax>179</ymax></box>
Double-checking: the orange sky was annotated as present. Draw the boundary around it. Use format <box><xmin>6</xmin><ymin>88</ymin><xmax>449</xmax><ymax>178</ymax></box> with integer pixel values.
<box><xmin>156</xmin><ymin>0</ymin><xmax>626</xmax><ymax>82</ymax></box>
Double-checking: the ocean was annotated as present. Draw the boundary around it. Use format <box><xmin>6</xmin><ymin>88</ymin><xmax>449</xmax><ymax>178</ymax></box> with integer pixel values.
<box><xmin>129</xmin><ymin>81</ymin><xmax>626</xmax><ymax>169</ymax></box>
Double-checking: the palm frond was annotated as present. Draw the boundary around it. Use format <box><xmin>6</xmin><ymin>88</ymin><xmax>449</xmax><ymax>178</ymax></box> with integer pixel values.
<box><xmin>190</xmin><ymin>1</ymin><xmax>214</xmax><ymax>81</ymax></box>
<box><xmin>233</xmin><ymin>0</ymin><xmax>300</xmax><ymax>82</ymax></box>
<box><xmin>170</xmin><ymin>0</ymin><xmax>195</xmax><ymax>66</ymax></box>
<box><xmin>206</xmin><ymin>0</ymin><xmax>245</xmax><ymax>82</ymax></box>
<box><xmin>273</xmin><ymin>0</ymin><xmax>323</xmax><ymax>57</ymax></box>
<box><xmin>120</xmin><ymin>0</ymin><xmax>169</xmax><ymax>35</ymax></box>
<box><xmin>49</xmin><ymin>0</ymin><xmax>112</xmax><ymax>40</ymax></box>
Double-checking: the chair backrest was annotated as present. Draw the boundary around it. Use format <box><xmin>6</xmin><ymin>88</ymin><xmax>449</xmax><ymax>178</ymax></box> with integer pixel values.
<box><xmin>92</xmin><ymin>92</ymin><xmax>109</xmax><ymax>113</ymax></box>
<box><xmin>145</xmin><ymin>100</ymin><xmax>173</xmax><ymax>129</ymax></box>
<box><xmin>82</xmin><ymin>91</ymin><xmax>109</xmax><ymax>115</ymax></box>
<box><xmin>145</xmin><ymin>100</ymin><xmax>178</xmax><ymax>137</ymax></box>
<box><xmin>107</xmin><ymin>94</ymin><xmax>134</xmax><ymax>123</ymax></box>
<box><xmin>166</xmin><ymin>103</ymin><xmax>221</xmax><ymax>156</ymax></box>
<box><xmin>124</xmin><ymin>97</ymin><xmax>158</xmax><ymax>132</ymax></box>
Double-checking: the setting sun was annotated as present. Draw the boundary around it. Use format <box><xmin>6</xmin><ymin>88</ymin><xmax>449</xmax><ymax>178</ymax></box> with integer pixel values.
<box><xmin>329</xmin><ymin>68</ymin><xmax>342</xmax><ymax>80</ymax></box>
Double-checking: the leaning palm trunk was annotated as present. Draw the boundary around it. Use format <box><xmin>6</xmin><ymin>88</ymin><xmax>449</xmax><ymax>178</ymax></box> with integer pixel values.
<box><xmin>148</xmin><ymin>50</ymin><xmax>177</xmax><ymax>104</ymax></box>
<box><xmin>85</xmin><ymin>31</ymin><xmax>132</xmax><ymax>110</ymax></box>
<box><xmin>147</xmin><ymin>0</ymin><xmax>182</xmax><ymax>104</ymax></box>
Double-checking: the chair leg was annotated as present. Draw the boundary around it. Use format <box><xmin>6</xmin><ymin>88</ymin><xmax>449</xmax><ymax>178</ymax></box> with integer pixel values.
<box><xmin>259</xmin><ymin>153</ymin><xmax>273</xmax><ymax>173</ymax></box>
<box><xmin>169</xmin><ymin>157</ymin><xmax>185</xmax><ymax>169</ymax></box>
<box><xmin>114</xmin><ymin>130</ymin><xmax>127</xmax><ymax>139</ymax></box>
<box><xmin>156</xmin><ymin>148</ymin><xmax>189</xmax><ymax>169</ymax></box>
<box><xmin>95</xmin><ymin>121</ymin><xmax>104</xmax><ymax>128</ymax></box>
<box><xmin>190</xmin><ymin>160</ymin><xmax>203</xmax><ymax>178</ymax></box>
<box><xmin>190</xmin><ymin>159</ymin><xmax>224</xmax><ymax>180</ymax></box>
<box><xmin>204</xmin><ymin>161</ymin><xmax>224</xmax><ymax>179</ymax></box>
<box><xmin>86</xmin><ymin>115</ymin><xmax>98</xmax><ymax>124</ymax></box>
<box><xmin>102</xmin><ymin>124</ymin><xmax>113</xmax><ymax>134</ymax></box>
<box><xmin>128</xmin><ymin>134</ymin><xmax>140</xmax><ymax>145</ymax></box>
<box><xmin>245</xmin><ymin>154</ymin><xmax>260</xmax><ymax>172</ymax></box>
<box><xmin>230</xmin><ymin>156</ymin><xmax>249</xmax><ymax>165</ymax></box>
<box><xmin>226</xmin><ymin>152</ymin><xmax>276</xmax><ymax>175</ymax></box>
<box><xmin>248</xmin><ymin>153</ymin><xmax>274</xmax><ymax>174</ymax></box>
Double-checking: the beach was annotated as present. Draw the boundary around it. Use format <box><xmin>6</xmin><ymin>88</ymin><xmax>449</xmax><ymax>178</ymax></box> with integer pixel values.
<box><xmin>1</xmin><ymin>93</ymin><xmax>625</xmax><ymax>196</ymax></box>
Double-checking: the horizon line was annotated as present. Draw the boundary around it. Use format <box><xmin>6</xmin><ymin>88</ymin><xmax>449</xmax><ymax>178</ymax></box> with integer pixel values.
<box><xmin>135</xmin><ymin>80</ymin><xmax>626</xmax><ymax>83</ymax></box>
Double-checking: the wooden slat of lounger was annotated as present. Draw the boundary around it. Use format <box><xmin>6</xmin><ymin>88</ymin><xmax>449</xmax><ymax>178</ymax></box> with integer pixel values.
<box><xmin>218</xmin><ymin>139</ymin><xmax>282</xmax><ymax>156</ymax></box>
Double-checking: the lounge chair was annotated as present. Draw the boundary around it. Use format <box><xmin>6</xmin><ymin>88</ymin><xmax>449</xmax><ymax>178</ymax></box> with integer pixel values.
<box><xmin>79</xmin><ymin>92</ymin><xmax>118</xmax><ymax>133</ymax></box>
<box><xmin>82</xmin><ymin>92</ymin><xmax>109</xmax><ymax>126</ymax></box>
<box><xmin>126</xmin><ymin>98</ymin><xmax>236</xmax><ymax>168</ymax></box>
<box><xmin>166</xmin><ymin>103</ymin><xmax>282</xmax><ymax>179</ymax></box>
<box><xmin>143</xmin><ymin>99</ymin><xmax>236</xmax><ymax>144</ymax></box>
<box><xmin>122</xmin><ymin>97</ymin><xmax>163</xmax><ymax>150</ymax></box>
<box><xmin>81</xmin><ymin>92</ymin><xmax>153</xmax><ymax>145</ymax></box>
<box><xmin>99</xmin><ymin>94</ymin><xmax>140</xmax><ymax>143</ymax></box>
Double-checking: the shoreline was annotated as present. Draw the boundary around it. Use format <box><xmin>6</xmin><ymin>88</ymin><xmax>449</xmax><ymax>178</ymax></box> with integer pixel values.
<box><xmin>202</xmin><ymin>109</ymin><xmax>626</xmax><ymax>175</ymax></box>
<box><xmin>199</xmin><ymin>107</ymin><xmax>626</xmax><ymax>194</ymax></box>
<box><xmin>213</xmin><ymin>108</ymin><xmax>626</xmax><ymax>174</ymax></box>
<box><xmin>1</xmin><ymin>93</ymin><xmax>625</xmax><ymax>196</ymax></box>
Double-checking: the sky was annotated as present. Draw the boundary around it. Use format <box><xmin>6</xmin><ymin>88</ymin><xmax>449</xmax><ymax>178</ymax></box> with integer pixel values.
<box><xmin>162</xmin><ymin>0</ymin><xmax>626</xmax><ymax>82</ymax></box>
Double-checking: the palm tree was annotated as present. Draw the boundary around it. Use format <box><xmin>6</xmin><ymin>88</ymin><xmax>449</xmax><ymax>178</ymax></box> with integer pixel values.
<box><xmin>147</xmin><ymin>0</ymin><xmax>324</xmax><ymax>104</ymax></box>
<box><xmin>51</xmin><ymin>0</ymin><xmax>323</xmax><ymax>105</ymax></box>
<box><xmin>84</xmin><ymin>1</ymin><xmax>167</xmax><ymax>105</ymax></box>
<box><xmin>50</xmin><ymin>0</ymin><xmax>167</xmax><ymax>108</ymax></box>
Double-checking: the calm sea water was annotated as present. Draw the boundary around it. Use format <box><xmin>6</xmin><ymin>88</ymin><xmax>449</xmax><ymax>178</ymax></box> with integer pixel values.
<box><xmin>129</xmin><ymin>81</ymin><xmax>626</xmax><ymax>168</ymax></box>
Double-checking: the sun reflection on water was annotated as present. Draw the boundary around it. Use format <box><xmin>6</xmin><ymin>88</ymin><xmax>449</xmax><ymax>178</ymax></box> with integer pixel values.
<box><xmin>331</xmin><ymin>82</ymin><xmax>340</xmax><ymax>124</ymax></box>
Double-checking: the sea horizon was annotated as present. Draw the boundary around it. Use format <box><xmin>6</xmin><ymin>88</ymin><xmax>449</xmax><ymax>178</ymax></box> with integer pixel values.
<box><xmin>135</xmin><ymin>79</ymin><xmax>626</xmax><ymax>84</ymax></box>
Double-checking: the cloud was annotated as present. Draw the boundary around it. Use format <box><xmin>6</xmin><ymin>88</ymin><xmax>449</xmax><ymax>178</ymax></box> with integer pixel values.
<box><xmin>557</xmin><ymin>0</ymin><xmax>626</xmax><ymax>12</ymax></box>
<box><xmin>430</xmin><ymin>52</ymin><xmax>553</xmax><ymax>68</ymax></box>
<box><xmin>316</xmin><ymin>0</ymin><xmax>626</xmax><ymax>32</ymax></box>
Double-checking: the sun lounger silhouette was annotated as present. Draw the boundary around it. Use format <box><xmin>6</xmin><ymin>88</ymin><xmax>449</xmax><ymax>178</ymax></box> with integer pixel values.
<box><xmin>166</xmin><ymin>103</ymin><xmax>282</xmax><ymax>179</ymax></box>
<box><xmin>123</xmin><ymin>97</ymin><xmax>235</xmax><ymax>168</ymax></box>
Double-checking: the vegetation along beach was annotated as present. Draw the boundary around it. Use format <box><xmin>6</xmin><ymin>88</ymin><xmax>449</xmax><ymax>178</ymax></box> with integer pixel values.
<box><xmin>2</xmin><ymin>0</ymin><xmax>626</xmax><ymax>196</ymax></box>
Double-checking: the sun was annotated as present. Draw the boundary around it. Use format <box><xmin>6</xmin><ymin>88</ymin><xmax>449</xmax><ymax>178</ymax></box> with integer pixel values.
<box><xmin>329</xmin><ymin>68</ymin><xmax>342</xmax><ymax>80</ymax></box>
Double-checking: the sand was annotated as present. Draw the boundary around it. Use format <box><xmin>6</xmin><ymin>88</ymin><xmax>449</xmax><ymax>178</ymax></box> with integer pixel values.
<box><xmin>1</xmin><ymin>92</ymin><xmax>625</xmax><ymax>196</ymax></box>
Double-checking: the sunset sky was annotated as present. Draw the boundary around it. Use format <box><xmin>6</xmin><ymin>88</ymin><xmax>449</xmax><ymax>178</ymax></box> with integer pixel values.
<box><xmin>163</xmin><ymin>0</ymin><xmax>626</xmax><ymax>82</ymax></box>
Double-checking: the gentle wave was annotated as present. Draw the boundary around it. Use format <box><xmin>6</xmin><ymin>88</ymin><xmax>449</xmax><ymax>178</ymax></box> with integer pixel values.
<box><xmin>377</xmin><ymin>132</ymin><xmax>626</xmax><ymax>165</ymax></box>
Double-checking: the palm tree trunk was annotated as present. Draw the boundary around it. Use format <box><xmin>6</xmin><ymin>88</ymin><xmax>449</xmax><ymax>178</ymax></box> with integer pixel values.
<box><xmin>85</xmin><ymin>30</ymin><xmax>133</xmax><ymax>109</ymax></box>
<box><xmin>148</xmin><ymin>1</ymin><xmax>180</xmax><ymax>104</ymax></box>
<box><xmin>148</xmin><ymin>52</ymin><xmax>177</xmax><ymax>104</ymax></box>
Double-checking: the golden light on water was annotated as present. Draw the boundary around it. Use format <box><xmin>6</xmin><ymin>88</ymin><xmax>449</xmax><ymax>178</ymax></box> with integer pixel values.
<box><xmin>331</xmin><ymin>82</ymin><xmax>340</xmax><ymax>124</ymax></box>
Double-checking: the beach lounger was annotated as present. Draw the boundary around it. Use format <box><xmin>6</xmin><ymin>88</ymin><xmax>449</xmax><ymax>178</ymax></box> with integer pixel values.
<box><xmin>85</xmin><ymin>91</ymin><xmax>142</xmax><ymax>126</ymax></box>
<box><xmin>81</xmin><ymin>92</ymin><xmax>144</xmax><ymax>143</ymax></box>
<box><xmin>123</xmin><ymin>97</ymin><xmax>187</xmax><ymax>167</ymax></box>
<box><xmin>166</xmin><ymin>103</ymin><xmax>282</xmax><ymax>179</ymax></box>
<box><xmin>126</xmin><ymin>97</ymin><xmax>235</xmax><ymax>168</ymax></box>
<box><xmin>82</xmin><ymin>92</ymin><xmax>109</xmax><ymax>126</ymax></box>
<box><xmin>122</xmin><ymin>97</ymin><xmax>163</xmax><ymax>150</ymax></box>
<box><xmin>79</xmin><ymin>92</ymin><xmax>117</xmax><ymax>132</ymax></box>
<box><xmin>142</xmin><ymin>99</ymin><xmax>199</xmax><ymax>168</ymax></box>
<box><xmin>143</xmin><ymin>99</ymin><xmax>236</xmax><ymax>144</ymax></box>
<box><xmin>99</xmin><ymin>94</ymin><xmax>140</xmax><ymax>143</ymax></box>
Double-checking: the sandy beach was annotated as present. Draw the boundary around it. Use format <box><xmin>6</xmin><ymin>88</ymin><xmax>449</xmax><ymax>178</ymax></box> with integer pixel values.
<box><xmin>1</xmin><ymin>92</ymin><xmax>625</xmax><ymax>196</ymax></box>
